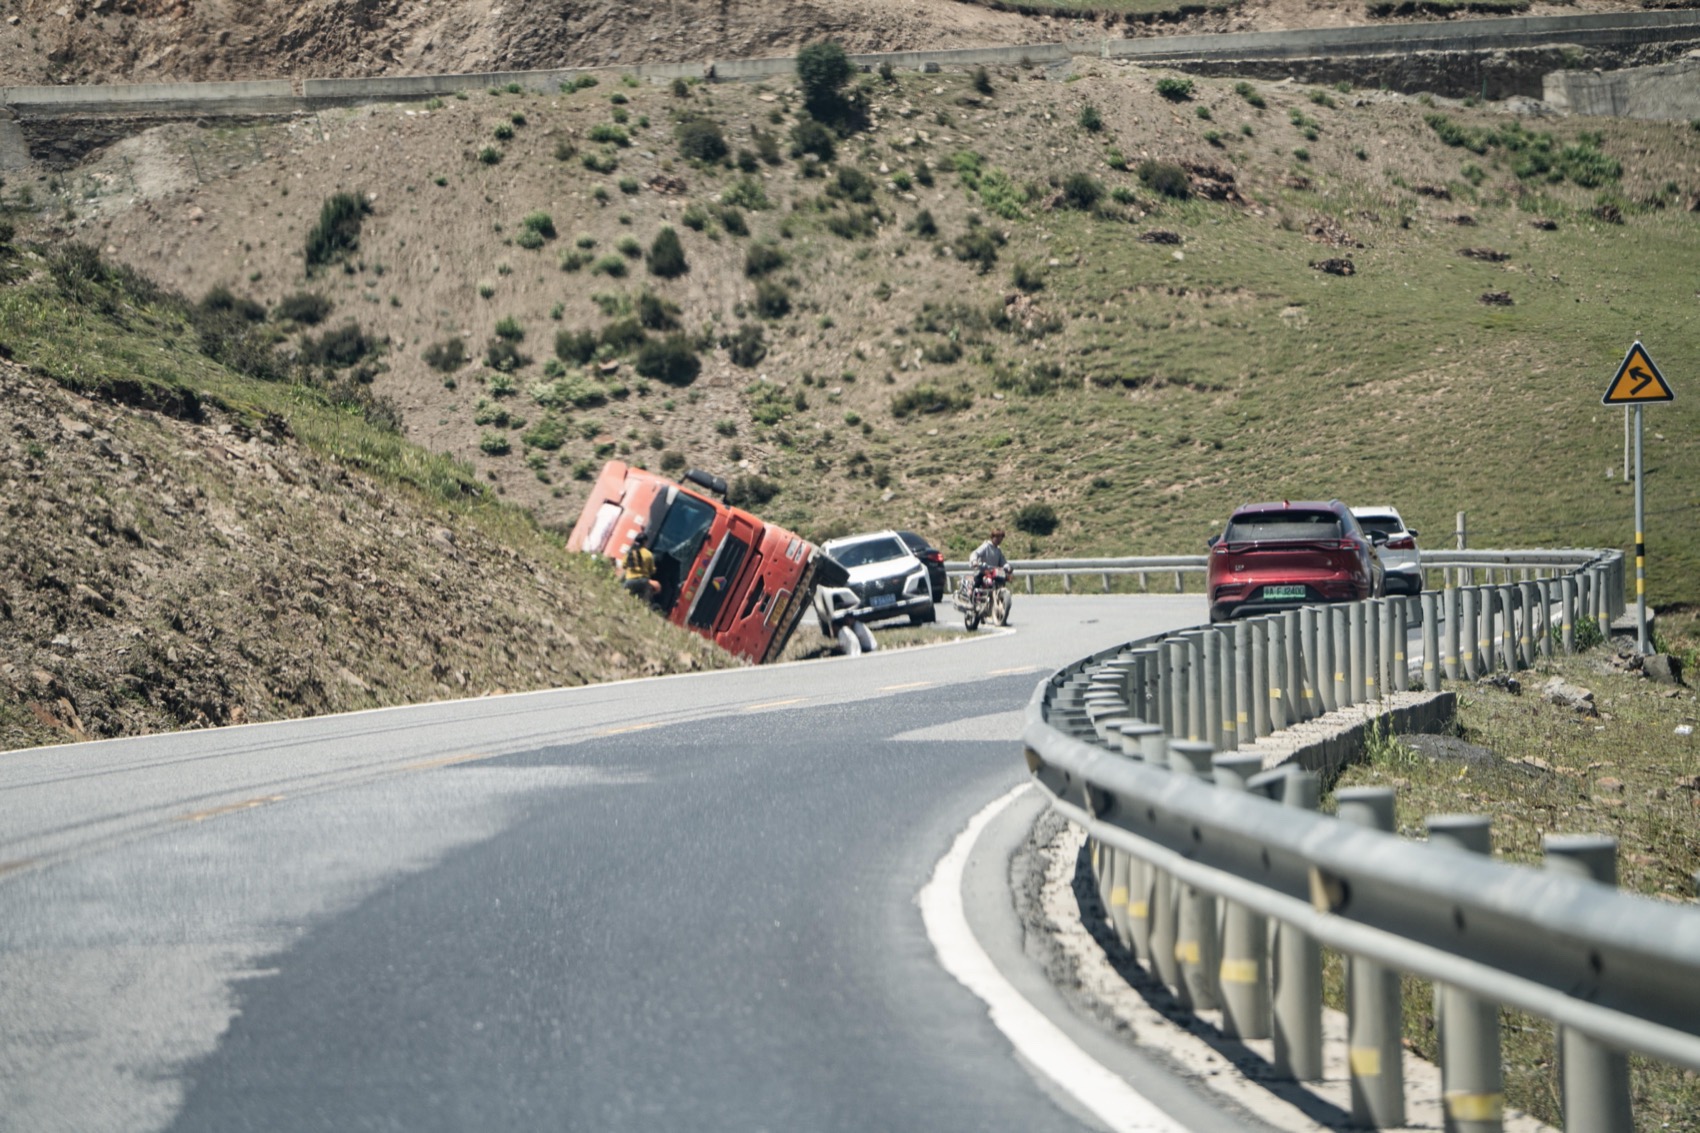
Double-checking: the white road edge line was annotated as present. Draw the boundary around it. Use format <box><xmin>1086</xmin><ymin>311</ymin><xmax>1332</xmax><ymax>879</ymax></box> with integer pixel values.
<box><xmin>919</xmin><ymin>784</ymin><xmax>1193</xmax><ymax>1133</ymax></box>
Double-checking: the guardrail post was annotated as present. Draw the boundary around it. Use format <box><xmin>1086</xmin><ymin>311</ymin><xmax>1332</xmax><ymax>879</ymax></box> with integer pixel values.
<box><xmin>1214</xmin><ymin>753</ymin><xmax>1271</xmax><ymax>1040</ymax></box>
<box><xmin>1426</xmin><ymin>815</ymin><xmax>1503</xmax><ymax>1133</ymax></box>
<box><xmin>1347</xmin><ymin>602</ymin><xmax>1367</xmax><ymax>704</ymax></box>
<box><xmin>1460</xmin><ymin>587</ymin><xmax>1479</xmax><ymax>679</ymax></box>
<box><xmin>1479</xmin><ymin>585</ymin><xmax>1497</xmax><ymax>674</ymax></box>
<box><xmin>1063</xmin><ymin>571</ymin><xmax>1073</xmax><ymax>595</ymax></box>
<box><xmin>1234</xmin><ymin>622</ymin><xmax>1254</xmax><ymax>745</ymax></box>
<box><xmin>1188</xmin><ymin>634</ymin><xmax>1208</xmax><ymax>744</ymax></box>
<box><xmin>1332</xmin><ymin>605</ymin><xmax>1351</xmax><ymax>710</ymax></box>
<box><xmin>1025</xmin><ymin>572</ymin><xmax>1034</xmax><ymax>595</ymax></box>
<box><xmin>1518</xmin><ymin>581</ymin><xmax>1539</xmax><ymax>668</ymax></box>
<box><xmin>1101</xmin><ymin>571</ymin><xmax>1111</xmax><ymax>594</ymax></box>
<box><xmin>1498</xmin><ymin>585</ymin><xmax>1517</xmax><ymax>672</ymax></box>
<box><xmin>1422</xmin><ymin>591</ymin><xmax>1441</xmax><ymax>692</ymax></box>
<box><xmin>1169</xmin><ymin>740</ymin><xmax>1220</xmax><ymax>1011</ymax></box>
<box><xmin>1272</xmin><ymin>769</ymin><xmax>1324</xmax><ymax>1081</ymax></box>
<box><xmin>1154</xmin><ymin>640</ymin><xmax>1174</xmax><ymax>734</ymax></box>
<box><xmin>1370</xmin><ymin>599</ymin><xmax>1388</xmax><ymax>701</ymax></box>
<box><xmin>1443</xmin><ymin>584</ymin><xmax>1461</xmax><ymax>680</ymax></box>
<box><xmin>1170</xmin><ymin>637</ymin><xmax>1193</xmax><ymax>741</ymax></box>
<box><xmin>1105</xmin><ymin>840</ymin><xmax>1134</xmax><ymax>951</ymax></box>
<box><xmin>1391</xmin><ymin>597</ymin><xmax>1410</xmax><ymax>693</ymax></box>
<box><xmin>1535</xmin><ymin>580</ymin><xmax>1554</xmax><ymax>660</ymax></box>
<box><xmin>1251</xmin><ymin>619</ymin><xmax>1272</xmax><ymax>737</ymax></box>
<box><xmin>1268</xmin><ymin>616</ymin><xmax>1289</xmax><ymax>731</ymax></box>
<box><xmin>1338</xmin><ymin>787</ymin><xmax>1406</xmax><ymax>1128</ymax></box>
<box><xmin>1202</xmin><ymin>631</ymin><xmax>1222</xmax><ymax>750</ymax></box>
<box><xmin>1299</xmin><ymin>607</ymin><xmax>1323</xmax><ymax>718</ymax></box>
<box><xmin>1217</xmin><ymin>627</ymin><xmax>1238</xmax><ymax>752</ymax></box>
<box><xmin>1544</xmin><ymin>834</ymin><xmax>1634</xmax><ymax>1133</ymax></box>
<box><xmin>1283</xmin><ymin>610</ymin><xmax>1305</xmax><ymax>721</ymax></box>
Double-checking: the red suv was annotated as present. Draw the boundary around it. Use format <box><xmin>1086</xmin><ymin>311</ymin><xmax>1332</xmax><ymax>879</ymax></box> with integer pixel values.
<box><xmin>1207</xmin><ymin>500</ymin><xmax>1385</xmax><ymax>623</ymax></box>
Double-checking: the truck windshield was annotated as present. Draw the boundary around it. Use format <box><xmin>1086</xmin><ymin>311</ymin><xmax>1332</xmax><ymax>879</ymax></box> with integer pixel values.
<box><xmin>649</xmin><ymin>492</ymin><xmax>717</xmax><ymax>612</ymax></box>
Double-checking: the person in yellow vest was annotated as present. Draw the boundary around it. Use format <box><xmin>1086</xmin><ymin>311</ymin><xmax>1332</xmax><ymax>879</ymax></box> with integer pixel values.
<box><xmin>620</xmin><ymin>521</ymin><xmax>660</xmax><ymax>604</ymax></box>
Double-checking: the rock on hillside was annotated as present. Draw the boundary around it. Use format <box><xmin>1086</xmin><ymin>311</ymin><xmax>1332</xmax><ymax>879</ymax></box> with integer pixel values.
<box><xmin>0</xmin><ymin>358</ymin><xmax>729</xmax><ymax>753</ymax></box>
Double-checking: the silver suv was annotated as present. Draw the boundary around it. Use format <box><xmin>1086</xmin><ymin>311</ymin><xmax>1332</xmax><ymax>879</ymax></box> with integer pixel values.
<box><xmin>1350</xmin><ymin>506</ymin><xmax>1423</xmax><ymax>595</ymax></box>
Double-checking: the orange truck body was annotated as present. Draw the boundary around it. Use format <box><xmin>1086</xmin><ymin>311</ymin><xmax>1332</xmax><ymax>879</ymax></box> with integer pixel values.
<box><xmin>567</xmin><ymin>461</ymin><xmax>834</xmax><ymax>664</ymax></box>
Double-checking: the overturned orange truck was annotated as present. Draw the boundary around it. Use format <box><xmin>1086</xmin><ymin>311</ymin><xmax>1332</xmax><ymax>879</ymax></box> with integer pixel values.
<box><xmin>568</xmin><ymin>461</ymin><xmax>848</xmax><ymax>664</ymax></box>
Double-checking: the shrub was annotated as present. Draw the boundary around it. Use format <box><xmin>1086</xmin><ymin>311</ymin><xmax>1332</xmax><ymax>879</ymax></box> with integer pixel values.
<box><xmin>275</xmin><ymin>291</ymin><xmax>333</xmax><ymax>325</ymax></box>
<box><xmin>973</xmin><ymin>66</ymin><xmax>994</xmax><ymax>95</ymax></box>
<box><xmin>913</xmin><ymin>160</ymin><xmax>934</xmax><ymax>187</ymax></box>
<box><xmin>890</xmin><ymin>385</ymin><xmax>972</xmax><ymax>417</ymax></box>
<box><xmin>1060</xmin><ymin>172</ymin><xmax>1103</xmax><ymax>211</ymax></box>
<box><xmin>1234</xmin><ymin>81</ymin><xmax>1266</xmax><ymax>109</ymax></box>
<box><xmin>637</xmin><ymin>290</ymin><xmax>682</xmax><ymax>330</ymax></box>
<box><xmin>583</xmin><ymin>150</ymin><xmax>619</xmax><ymax>174</ymax></box>
<box><xmin>716</xmin><ymin>206</ymin><xmax>749</xmax><ymax>237</ymax></box>
<box><xmin>510</xmin><ymin>111</ymin><xmax>527</xmax><ymax>126</ymax></box>
<box><xmin>522</xmin><ymin>211</ymin><xmax>556</xmax><ymax>239</ymax></box>
<box><xmin>589</xmin><ymin>123</ymin><xmax>631</xmax><ymax>146</ymax></box>
<box><xmin>1014</xmin><ymin>502</ymin><xmax>1059</xmax><ymax>536</ymax></box>
<box><xmin>619</xmin><ymin>176</ymin><xmax>640</xmax><ymax>195</ymax></box>
<box><xmin>672</xmin><ymin>77</ymin><xmax>690</xmax><ymax>97</ymax></box>
<box><xmin>1195</xmin><ymin>106</ymin><xmax>1212</xmax><ymax>120</ymax></box>
<box><xmin>617</xmin><ymin>236</ymin><xmax>643</xmax><ymax>258</ymax></box>
<box><xmin>493</xmin><ymin>123</ymin><xmax>514</xmax><ymax>141</ymax></box>
<box><xmin>515</xmin><ymin>228</ymin><xmax>546</xmax><ymax>250</ymax></box>
<box><xmin>646</xmin><ymin>226</ymin><xmax>689</xmax><ymax>278</ymax></box>
<box><xmin>676</xmin><ymin>115</ymin><xmax>729</xmax><ymax>162</ymax></box>
<box><xmin>753</xmin><ymin>127</ymin><xmax>784</xmax><ymax>165</ymax></box>
<box><xmin>424</xmin><ymin>337</ymin><xmax>468</xmax><ymax>372</ymax></box>
<box><xmin>304</xmin><ymin>191</ymin><xmax>370</xmax><ymax>271</ymax></box>
<box><xmin>634</xmin><ymin>335</ymin><xmax>702</xmax><ymax>385</ymax></box>
<box><xmin>299</xmin><ymin>321</ymin><xmax>372</xmax><ymax>368</ymax></box>
<box><xmin>480</xmin><ymin>432</ymin><xmax>512</xmax><ymax>456</ymax></box>
<box><xmin>796</xmin><ymin>40</ymin><xmax>854</xmax><ymax>123</ymax></box>
<box><xmin>728</xmin><ymin>475</ymin><xmax>780</xmax><ymax>508</ymax></box>
<box><xmin>952</xmin><ymin>225</ymin><xmax>1004</xmax><ymax>274</ymax></box>
<box><xmin>790</xmin><ymin>117</ymin><xmax>837</xmax><ymax>163</ymax></box>
<box><xmin>722</xmin><ymin>176</ymin><xmax>773</xmax><ymax>211</ymax></box>
<box><xmin>555</xmin><ymin>327</ymin><xmax>599</xmax><ymax>364</ymax></box>
<box><xmin>828</xmin><ymin>165</ymin><xmax>876</xmax><ymax>204</ymax></box>
<box><xmin>1137</xmin><ymin>159</ymin><xmax>1190</xmax><ymax>200</ymax></box>
<box><xmin>600</xmin><ymin>318</ymin><xmax>647</xmax><ymax>354</ymax></box>
<box><xmin>554</xmin><ymin>139</ymin><xmax>578</xmax><ymax>162</ymax></box>
<box><xmin>682</xmin><ymin>204</ymin><xmax>710</xmax><ymax>231</ymax></box>
<box><xmin>659</xmin><ymin>450</ymin><xmax>687</xmax><ymax>473</ymax></box>
<box><xmin>201</xmin><ymin>285</ymin><xmax>266</xmax><ymax>322</ymax></box>
<box><xmin>478</xmin><ymin>146</ymin><xmax>503</xmax><ymax>165</ymax></box>
<box><xmin>723</xmin><ymin>323</ymin><xmax>767</xmax><ymax>367</ymax></box>
<box><xmin>754</xmin><ymin>280</ymin><xmax>792</xmax><ymax>319</ymax></box>
<box><xmin>522</xmin><ymin>415</ymin><xmax>571</xmax><ymax>450</ymax></box>
<box><xmin>559</xmin><ymin>251</ymin><xmax>592</xmax><ymax>272</ymax></box>
<box><xmin>1011</xmin><ymin>262</ymin><xmax>1044</xmax><ymax>292</ymax></box>
<box><xmin>1156</xmin><ymin>78</ymin><xmax>1193</xmax><ymax>101</ymax></box>
<box><xmin>485</xmin><ymin>337</ymin><xmax>528</xmax><ymax>371</ymax></box>
<box><xmin>494</xmin><ymin>316</ymin><xmax>525</xmax><ymax>341</ymax></box>
<box><xmin>1078</xmin><ymin>105</ymin><xmax>1103</xmax><ymax>133</ymax></box>
<box><xmin>744</xmin><ymin>243</ymin><xmax>786</xmax><ymax>277</ymax></box>
<box><xmin>909</xmin><ymin>209</ymin><xmax>938</xmax><ymax>237</ymax></box>
<box><xmin>591</xmin><ymin>254</ymin><xmax>628</xmax><ymax>276</ymax></box>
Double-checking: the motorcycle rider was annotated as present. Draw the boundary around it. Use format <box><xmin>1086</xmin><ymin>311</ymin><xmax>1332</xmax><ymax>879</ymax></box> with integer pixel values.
<box><xmin>962</xmin><ymin>528</ymin><xmax>1009</xmax><ymax>599</ymax></box>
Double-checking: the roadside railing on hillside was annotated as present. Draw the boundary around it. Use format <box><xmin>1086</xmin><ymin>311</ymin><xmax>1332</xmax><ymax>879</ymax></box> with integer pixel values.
<box><xmin>1021</xmin><ymin>548</ymin><xmax>1700</xmax><ymax>1132</ymax></box>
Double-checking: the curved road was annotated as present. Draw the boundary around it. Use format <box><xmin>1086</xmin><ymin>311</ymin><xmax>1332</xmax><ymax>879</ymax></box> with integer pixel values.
<box><xmin>0</xmin><ymin>593</ymin><xmax>1282</xmax><ymax>1133</ymax></box>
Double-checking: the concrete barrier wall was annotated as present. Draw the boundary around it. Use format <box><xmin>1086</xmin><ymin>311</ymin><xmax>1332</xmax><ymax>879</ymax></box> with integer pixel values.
<box><xmin>2</xmin><ymin>79</ymin><xmax>295</xmax><ymax>117</ymax></box>
<box><xmin>1545</xmin><ymin>56</ymin><xmax>1700</xmax><ymax>119</ymax></box>
<box><xmin>1104</xmin><ymin>8</ymin><xmax>1700</xmax><ymax>60</ymax></box>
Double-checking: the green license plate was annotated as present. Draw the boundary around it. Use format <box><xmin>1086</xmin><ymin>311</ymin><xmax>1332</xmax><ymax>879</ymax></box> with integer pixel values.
<box><xmin>1263</xmin><ymin>585</ymin><xmax>1306</xmax><ymax>600</ymax></box>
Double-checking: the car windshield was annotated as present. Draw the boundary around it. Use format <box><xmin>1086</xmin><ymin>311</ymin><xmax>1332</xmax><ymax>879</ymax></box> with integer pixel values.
<box><xmin>828</xmin><ymin>536</ymin><xmax>909</xmax><ymax>569</ymax></box>
<box><xmin>1224</xmin><ymin>511</ymin><xmax>1343</xmax><ymax>543</ymax></box>
<box><xmin>1354</xmin><ymin>515</ymin><xmax>1404</xmax><ymax>537</ymax></box>
<box><xmin>647</xmin><ymin>492</ymin><xmax>717</xmax><ymax>611</ymax></box>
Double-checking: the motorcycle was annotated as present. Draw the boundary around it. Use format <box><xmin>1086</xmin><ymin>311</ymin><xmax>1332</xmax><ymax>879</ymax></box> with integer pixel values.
<box><xmin>954</xmin><ymin>565</ymin><xmax>1013</xmax><ymax>632</ymax></box>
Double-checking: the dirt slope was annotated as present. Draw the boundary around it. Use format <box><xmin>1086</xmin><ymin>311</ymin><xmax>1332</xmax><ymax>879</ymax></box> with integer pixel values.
<box><xmin>0</xmin><ymin>354</ymin><xmax>729</xmax><ymax>753</ymax></box>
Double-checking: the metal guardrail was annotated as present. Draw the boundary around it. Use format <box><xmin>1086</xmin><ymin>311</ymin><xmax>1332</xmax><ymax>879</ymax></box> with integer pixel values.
<box><xmin>1020</xmin><ymin>548</ymin><xmax>1700</xmax><ymax>1131</ymax></box>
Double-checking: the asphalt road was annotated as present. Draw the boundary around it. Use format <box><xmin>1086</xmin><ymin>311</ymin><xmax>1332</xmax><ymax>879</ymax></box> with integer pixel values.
<box><xmin>1</xmin><ymin>594</ymin><xmax>1222</xmax><ymax>1133</ymax></box>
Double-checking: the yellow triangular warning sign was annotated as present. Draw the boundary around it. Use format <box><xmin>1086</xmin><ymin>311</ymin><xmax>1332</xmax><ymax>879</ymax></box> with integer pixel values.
<box><xmin>1602</xmin><ymin>342</ymin><xmax>1674</xmax><ymax>405</ymax></box>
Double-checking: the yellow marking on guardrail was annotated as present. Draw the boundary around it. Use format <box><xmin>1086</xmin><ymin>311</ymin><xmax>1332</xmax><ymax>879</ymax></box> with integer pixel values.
<box><xmin>175</xmin><ymin>795</ymin><xmax>284</xmax><ymax>823</ymax></box>
<box><xmin>1109</xmin><ymin>885</ymin><xmax>1129</xmax><ymax>907</ymax></box>
<box><xmin>1348</xmin><ymin>1047</ymin><xmax>1382</xmax><ymax>1077</ymax></box>
<box><xmin>1174</xmin><ymin>940</ymin><xmax>1201</xmax><ymax>965</ymax></box>
<box><xmin>1129</xmin><ymin>901</ymin><xmax>1149</xmax><ymax>919</ymax></box>
<box><xmin>401</xmin><ymin>751</ymin><xmax>496</xmax><ymax>771</ymax></box>
<box><xmin>1445</xmin><ymin>1092</ymin><xmax>1505</xmax><ymax>1122</ymax></box>
<box><xmin>879</xmin><ymin>681</ymin><xmax>934</xmax><ymax>692</ymax></box>
<box><xmin>742</xmin><ymin>697</ymin><xmax>807</xmax><ymax>712</ymax></box>
<box><xmin>1220</xmin><ymin>959</ymin><xmax>1260</xmax><ymax>984</ymax></box>
<box><xmin>597</xmin><ymin>722</ymin><xmax>660</xmax><ymax>736</ymax></box>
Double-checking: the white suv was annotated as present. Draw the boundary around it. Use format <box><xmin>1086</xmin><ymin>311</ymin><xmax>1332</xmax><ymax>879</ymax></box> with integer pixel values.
<box><xmin>1350</xmin><ymin>506</ymin><xmax>1423</xmax><ymax>595</ymax></box>
<box><xmin>819</xmin><ymin>530</ymin><xmax>936</xmax><ymax>626</ymax></box>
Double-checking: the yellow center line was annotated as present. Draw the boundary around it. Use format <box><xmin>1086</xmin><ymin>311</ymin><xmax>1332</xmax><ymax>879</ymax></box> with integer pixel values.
<box><xmin>597</xmin><ymin>722</ymin><xmax>660</xmax><ymax>736</ymax></box>
<box><xmin>987</xmin><ymin>666</ymin><xmax>1041</xmax><ymax>676</ymax></box>
<box><xmin>742</xmin><ymin>697</ymin><xmax>808</xmax><ymax>712</ymax></box>
<box><xmin>175</xmin><ymin>795</ymin><xmax>285</xmax><ymax>823</ymax></box>
<box><xmin>400</xmin><ymin>751</ymin><xmax>497</xmax><ymax>772</ymax></box>
<box><xmin>879</xmin><ymin>681</ymin><xmax>935</xmax><ymax>692</ymax></box>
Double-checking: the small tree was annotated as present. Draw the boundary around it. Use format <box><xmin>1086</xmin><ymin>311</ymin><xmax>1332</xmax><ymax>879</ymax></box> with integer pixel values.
<box><xmin>675</xmin><ymin>116</ymin><xmax>728</xmax><ymax>162</ymax></box>
<box><xmin>634</xmin><ymin>335</ymin><xmax>702</xmax><ymax>386</ymax></box>
<box><xmin>1014</xmin><ymin>502</ymin><xmax>1059</xmax><ymax>536</ymax></box>
<box><xmin>646</xmin><ymin>226</ymin><xmax>689</xmax><ymax>278</ymax></box>
<box><xmin>796</xmin><ymin>40</ymin><xmax>854</xmax><ymax>123</ymax></box>
<box><xmin>305</xmin><ymin>192</ymin><xmax>370</xmax><ymax>272</ymax></box>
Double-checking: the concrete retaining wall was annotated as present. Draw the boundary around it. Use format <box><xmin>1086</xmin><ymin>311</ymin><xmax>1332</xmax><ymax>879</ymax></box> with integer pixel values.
<box><xmin>1545</xmin><ymin>56</ymin><xmax>1700</xmax><ymax>119</ymax></box>
<box><xmin>2</xmin><ymin>79</ymin><xmax>296</xmax><ymax>117</ymax></box>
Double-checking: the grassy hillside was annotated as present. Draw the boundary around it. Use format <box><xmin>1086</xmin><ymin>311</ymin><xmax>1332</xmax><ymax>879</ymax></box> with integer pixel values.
<box><xmin>32</xmin><ymin>58</ymin><xmax>1695</xmax><ymax>609</ymax></box>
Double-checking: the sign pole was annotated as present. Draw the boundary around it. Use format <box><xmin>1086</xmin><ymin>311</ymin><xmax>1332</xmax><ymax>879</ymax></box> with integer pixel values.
<box><xmin>1634</xmin><ymin>404</ymin><xmax>1647</xmax><ymax>652</ymax></box>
